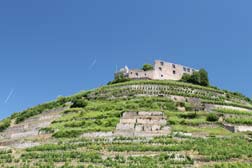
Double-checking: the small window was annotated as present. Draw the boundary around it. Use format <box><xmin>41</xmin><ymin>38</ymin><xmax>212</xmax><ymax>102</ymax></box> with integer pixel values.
<box><xmin>183</xmin><ymin>67</ymin><xmax>186</xmax><ymax>72</ymax></box>
<box><xmin>145</xmin><ymin>73</ymin><xmax>147</xmax><ymax>76</ymax></box>
<box><xmin>161</xmin><ymin>74</ymin><xmax>163</xmax><ymax>77</ymax></box>
<box><xmin>172</xmin><ymin>64</ymin><xmax>176</xmax><ymax>68</ymax></box>
<box><xmin>159</xmin><ymin>67</ymin><xmax>162</xmax><ymax>71</ymax></box>
<box><xmin>173</xmin><ymin>70</ymin><xmax>176</xmax><ymax>74</ymax></box>
<box><xmin>187</xmin><ymin>68</ymin><xmax>190</xmax><ymax>72</ymax></box>
<box><xmin>160</xmin><ymin>62</ymin><xmax>164</xmax><ymax>66</ymax></box>
<box><xmin>130</xmin><ymin>72</ymin><xmax>133</xmax><ymax>74</ymax></box>
<box><xmin>136</xmin><ymin>73</ymin><xmax>139</xmax><ymax>76</ymax></box>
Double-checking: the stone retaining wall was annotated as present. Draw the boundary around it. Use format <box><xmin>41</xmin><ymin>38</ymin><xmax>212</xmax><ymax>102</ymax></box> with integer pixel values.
<box><xmin>223</xmin><ymin>123</ymin><xmax>252</xmax><ymax>133</ymax></box>
<box><xmin>114</xmin><ymin>111</ymin><xmax>170</xmax><ymax>137</ymax></box>
<box><xmin>205</xmin><ymin>104</ymin><xmax>251</xmax><ymax>112</ymax></box>
<box><xmin>0</xmin><ymin>107</ymin><xmax>68</xmax><ymax>140</ymax></box>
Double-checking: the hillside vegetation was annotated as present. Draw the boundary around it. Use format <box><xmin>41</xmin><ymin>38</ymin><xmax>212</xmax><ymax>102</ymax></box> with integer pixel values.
<box><xmin>0</xmin><ymin>80</ymin><xmax>252</xmax><ymax>168</ymax></box>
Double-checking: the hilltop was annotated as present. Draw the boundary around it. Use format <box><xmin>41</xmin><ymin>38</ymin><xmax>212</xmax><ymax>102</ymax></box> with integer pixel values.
<box><xmin>0</xmin><ymin>79</ymin><xmax>252</xmax><ymax>168</ymax></box>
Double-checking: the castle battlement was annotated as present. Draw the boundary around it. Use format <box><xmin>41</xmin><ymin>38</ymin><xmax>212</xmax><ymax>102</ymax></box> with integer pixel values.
<box><xmin>116</xmin><ymin>60</ymin><xmax>198</xmax><ymax>81</ymax></box>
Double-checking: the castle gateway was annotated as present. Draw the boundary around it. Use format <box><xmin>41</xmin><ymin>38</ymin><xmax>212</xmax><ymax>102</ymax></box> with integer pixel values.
<box><xmin>115</xmin><ymin>60</ymin><xmax>198</xmax><ymax>81</ymax></box>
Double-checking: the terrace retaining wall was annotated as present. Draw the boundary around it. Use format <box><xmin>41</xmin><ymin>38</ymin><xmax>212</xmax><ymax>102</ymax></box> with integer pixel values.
<box><xmin>114</xmin><ymin>111</ymin><xmax>170</xmax><ymax>137</ymax></box>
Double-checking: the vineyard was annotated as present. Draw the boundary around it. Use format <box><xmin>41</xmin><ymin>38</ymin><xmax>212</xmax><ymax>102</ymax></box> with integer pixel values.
<box><xmin>0</xmin><ymin>80</ymin><xmax>252</xmax><ymax>167</ymax></box>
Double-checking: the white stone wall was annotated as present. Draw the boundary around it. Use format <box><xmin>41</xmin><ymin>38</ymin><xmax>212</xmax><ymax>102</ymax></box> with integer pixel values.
<box><xmin>124</xmin><ymin>60</ymin><xmax>197</xmax><ymax>81</ymax></box>
<box><xmin>153</xmin><ymin>60</ymin><xmax>196</xmax><ymax>80</ymax></box>
<box><xmin>128</xmin><ymin>69</ymin><xmax>154</xmax><ymax>79</ymax></box>
<box><xmin>224</xmin><ymin>124</ymin><xmax>252</xmax><ymax>133</ymax></box>
<box><xmin>235</xmin><ymin>125</ymin><xmax>252</xmax><ymax>132</ymax></box>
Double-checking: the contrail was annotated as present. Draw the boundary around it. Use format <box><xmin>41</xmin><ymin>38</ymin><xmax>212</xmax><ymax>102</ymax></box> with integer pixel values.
<box><xmin>4</xmin><ymin>89</ymin><xmax>15</xmax><ymax>103</ymax></box>
<box><xmin>89</xmin><ymin>59</ymin><xmax>97</xmax><ymax>70</ymax></box>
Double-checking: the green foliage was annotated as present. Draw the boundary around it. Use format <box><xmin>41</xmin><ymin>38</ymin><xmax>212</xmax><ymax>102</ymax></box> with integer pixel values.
<box><xmin>53</xmin><ymin>129</ymin><xmax>83</xmax><ymax>138</ymax></box>
<box><xmin>169</xmin><ymin>116</ymin><xmax>207</xmax><ymax>126</ymax></box>
<box><xmin>142</xmin><ymin>64</ymin><xmax>154</xmax><ymax>71</ymax></box>
<box><xmin>204</xmin><ymin>162</ymin><xmax>252</xmax><ymax>168</ymax></box>
<box><xmin>192</xmin><ymin>137</ymin><xmax>252</xmax><ymax>161</ymax></box>
<box><xmin>184</xmin><ymin>103</ymin><xmax>193</xmax><ymax>111</ymax></box>
<box><xmin>26</xmin><ymin>144</ymin><xmax>76</xmax><ymax>152</ymax></box>
<box><xmin>0</xmin><ymin>150</ymin><xmax>12</xmax><ymax>155</ymax></box>
<box><xmin>1</xmin><ymin>74</ymin><xmax>252</xmax><ymax>167</ymax></box>
<box><xmin>108</xmin><ymin>72</ymin><xmax>130</xmax><ymax>85</ymax></box>
<box><xmin>0</xmin><ymin>118</ymin><xmax>11</xmax><ymax>132</ymax></box>
<box><xmin>172</xmin><ymin>125</ymin><xmax>231</xmax><ymax>136</ymax></box>
<box><xmin>214</xmin><ymin>108</ymin><xmax>252</xmax><ymax>116</ymax></box>
<box><xmin>206</xmin><ymin>113</ymin><xmax>219</xmax><ymax>122</ymax></box>
<box><xmin>225</xmin><ymin>116</ymin><xmax>252</xmax><ymax>125</ymax></box>
<box><xmin>96</xmin><ymin>80</ymin><xmax>230</xmax><ymax>103</ymax></box>
<box><xmin>181</xmin><ymin>73</ymin><xmax>191</xmax><ymax>83</ymax></box>
<box><xmin>181</xmin><ymin>68</ymin><xmax>209</xmax><ymax>86</ymax></box>
<box><xmin>199</xmin><ymin>69</ymin><xmax>209</xmax><ymax>86</ymax></box>
<box><xmin>189</xmin><ymin>71</ymin><xmax>201</xmax><ymax>85</ymax></box>
<box><xmin>179</xmin><ymin>112</ymin><xmax>198</xmax><ymax>119</ymax></box>
<box><xmin>50</xmin><ymin>97</ymin><xmax>176</xmax><ymax>138</ymax></box>
<box><xmin>14</xmin><ymin>100</ymin><xmax>65</xmax><ymax>124</ymax></box>
<box><xmin>202</xmin><ymin>100</ymin><xmax>252</xmax><ymax>110</ymax></box>
<box><xmin>70</xmin><ymin>98</ymin><xmax>88</xmax><ymax>108</ymax></box>
<box><xmin>107</xmin><ymin>143</ymin><xmax>191</xmax><ymax>152</ymax></box>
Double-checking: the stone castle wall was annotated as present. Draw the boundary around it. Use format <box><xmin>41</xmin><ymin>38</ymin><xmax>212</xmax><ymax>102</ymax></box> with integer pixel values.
<box><xmin>153</xmin><ymin>60</ymin><xmax>196</xmax><ymax>80</ymax></box>
<box><xmin>121</xmin><ymin>60</ymin><xmax>197</xmax><ymax>81</ymax></box>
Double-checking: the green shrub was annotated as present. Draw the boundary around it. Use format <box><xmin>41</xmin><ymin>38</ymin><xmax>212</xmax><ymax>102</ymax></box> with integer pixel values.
<box><xmin>184</xmin><ymin>103</ymin><xmax>193</xmax><ymax>111</ymax></box>
<box><xmin>180</xmin><ymin>112</ymin><xmax>197</xmax><ymax>119</ymax></box>
<box><xmin>14</xmin><ymin>100</ymin><xmax>64</xmax><ymax>124</ymax></box>
<box><xmin>142</xmin><ymin>64</ymin><xmax>154</xmax><ymax>71</ymax></box>
<box><xmin>0</xmin><ymin>118</ymin><xmax>11</xmax><ymax>132</ymax></box>
<box><xmin>71</xmin><ymin>98</ymin><xmax>88</xmax><ymax>108</ymax></box>
<box><xmin>53</xmin><ymin>130</ymin><xmax>83</xmax><ymax>138</ymax></box>
<box><xmin>108</xmin><ymin>72</ymin><xmax>130</xmax><ymax>85</ymax></box>
<box><xmin>215</xmin><ymin>108</ymin><xmax>252</xmax><ymax>116</ymax></box>
<box><xmin>199</xmin><ymin>69</ymin><xmax>209</xmax><ymax>86</ymax></box>
<box><xmin>225</xmin><ymin>117</ymin><xmax>252</xmax><ymax>125</ymax></box>
<box><xmin>181</xmin><ymin>68</ymin><xmax>209</xmax><ymax>86</ymax></box>
<box><xmin>206</xmin><ymin>113</ymin><xmax>219</xmax><ymax>122</ymax></box>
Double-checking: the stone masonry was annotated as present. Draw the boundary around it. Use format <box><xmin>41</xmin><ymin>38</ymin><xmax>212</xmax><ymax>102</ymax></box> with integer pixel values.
<box><xmin>114</xmin><ymin>112</ymin><xmax>170</xmax><ymax>137</ymax></box>
<box><xmin>115</xmin><ymin>60</ymin><xmax>198</xmax><ymax>81</ymax></box>
<box><xmin>0</xmin><ymin>107</ymin><xmax>68</xmax><ymax>140</ymax></box>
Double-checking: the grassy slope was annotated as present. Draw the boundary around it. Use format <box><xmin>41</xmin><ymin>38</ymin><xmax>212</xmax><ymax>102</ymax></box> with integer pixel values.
<box><xmin>0</xmin><ymin>80</ymin><xmax>252</xmax><ymax>167</ymax></box>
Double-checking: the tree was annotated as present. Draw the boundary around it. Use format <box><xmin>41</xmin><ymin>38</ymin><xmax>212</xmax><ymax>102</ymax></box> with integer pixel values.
<box><xmin>199</xmin><ymin>69</ymin><xmax>209</xmax><ymax>86</ymax></box>
<box><xmin>180</xmin><ymin>69</ymin><xmax>210</xmax><ymax>87</ymax></box>
<box><xmin>142</xmin><ymin>64</ymin><xmax>154</xmax><ymax>71</ymax></box>
<box><xmin>181</xmin><ymin>74</ymin><xmax>191</xmax><ymax>83</ymax></box>
<box><xmin>108</xmin><ymin>72</ymin><xmax>130</xmax><ymax>85</ymax></box>
<box><xmin>189</xmin><ymin>71</ymin><xmax>201</xmax><ymax>85</ymax></box>
<box><xmin>71</xmin><ymin>98</ymin><xmax>88</xmax><ymax>108</ymax></box>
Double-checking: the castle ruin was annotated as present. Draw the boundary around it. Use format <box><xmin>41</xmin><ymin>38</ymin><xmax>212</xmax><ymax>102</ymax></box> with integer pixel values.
<box><xmin>116</xmin><ymin>60</ymin><xmax>198</xmax><ymax>81</ymax></box>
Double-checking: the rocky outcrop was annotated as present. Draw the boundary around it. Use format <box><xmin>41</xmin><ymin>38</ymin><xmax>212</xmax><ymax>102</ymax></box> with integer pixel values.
<box><xmin>114</xmin><ymin>112</ymin><xmax>170</xmax><ymax>137</ymax></box>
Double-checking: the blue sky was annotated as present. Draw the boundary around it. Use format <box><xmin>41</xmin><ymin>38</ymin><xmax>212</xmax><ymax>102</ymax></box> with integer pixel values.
<box><xmin>0</xmin><ymin>0</ymin><xmax>252</xmax><ymax>119</ymax></box>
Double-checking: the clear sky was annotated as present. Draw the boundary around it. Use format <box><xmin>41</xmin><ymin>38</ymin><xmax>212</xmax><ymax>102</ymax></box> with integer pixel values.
<box><xmin>0</xmin><ymin>0</ymin><xmax>252</xmax><ymax>119</ymax></box>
